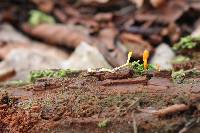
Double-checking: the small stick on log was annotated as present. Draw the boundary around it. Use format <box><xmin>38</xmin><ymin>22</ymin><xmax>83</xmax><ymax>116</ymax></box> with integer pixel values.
<box><xmin>100</xmin><ymin>76</ymin><xmax>148</xmax><ymax>86</ymax></box>
<box><xmin>153</xmin><ymin>104</ymin><xmax>189</xmax><ymax>117</ymax></box>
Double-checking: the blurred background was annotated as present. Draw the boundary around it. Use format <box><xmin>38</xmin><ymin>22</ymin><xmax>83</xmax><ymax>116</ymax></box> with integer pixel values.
<box><xmin>0</xmin><ymin>0</ymin><xmax>199</xmax><ymax>81</ymax></box>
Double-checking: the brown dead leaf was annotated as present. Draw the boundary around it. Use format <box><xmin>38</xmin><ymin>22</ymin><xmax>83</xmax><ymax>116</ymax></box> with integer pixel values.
<box><xmin>53</xmin><ymin>9</ymin><xmax>68</xmax><ymax>23</ymax></box>
<box><xmin>0</xmin><ymin>67</ymin><xmax>16</xmax><ymax>82</ymax></box>
<box><xmin>161</xmin><ymin>23</ymin><xmax>181</xmax><ymax>43</ymax></box>
<box><xmin>94</xmin><ymin>13</ymin><xmax>113</xmax><ymax>22</ymax></box>
<box><xmin>68</xmin><ymin>18</ymin><xmax>99</xmax><ymax>33</ymax></box>
<box><xmin>57</xmin><ymin>6</ymin><xmax>99</xmax><ymax>33</ymax></box>
<box><xmin>96</xmin><ymin>42</ymin><xmax>127</xmax><ymax>67</ymax></box>
<box><xmin>0</xmin><ymin>42</ymin><xmax>69</xmax><ymax>80</ymax></box>
<box><xmin>130</xmin><ymin>0</ymin><xmax>165</xmax><ymax>8</ymax></box>
<box><xmin>129</xmin><ymin>0</ymin><xmax>144</xmax><ymax>8</ymax></box>
<box><xmin>31</xmin><ymin>0</ymin><xmax>54</xmax><ymax>12</ymax></box>
<box><xmin>190</xmin><ymin>1</ymin><xmax>200</xmax><ymax>11</ymax></box>
<box><xmin>80</xmin><ymin>0</ymin><xmax>111</xmax><ymax>4</ymax></box>
<box><xmin>22</xmin><ymin>24</ymin><xmax>91</xmax><ymax>48</ymax></box>
<box><xmin>0</xmin><ymin>43</ymin><xmax>28</xmax><ymax>59</ymax></box>
<box><xmin>120</xmin><ymin>33</ymin><xmax>153</xmax><ymax>59</ymax></box>
<box><xmin>99</xmin><ymin>27</ymin><xmax>117</xmax><ymax>50</ymax></box>
<box><xmin>63</xmin><ymin>6</ymin><xmax>80</xmax><ymax>18</ymax></box>
<box><xmin>150</xmin><ymin>0</ymin><xmax>165</xmax><ymax>8</ymax></box>
<box><xmin>0</xmin><ymin>42</ymin><xmax>69</xmax><ymax>60</ymax></box>
<box><xmin>135</xmin><ymin>0</ymin><xmax>189</xmax><ymax>23</ymax></box>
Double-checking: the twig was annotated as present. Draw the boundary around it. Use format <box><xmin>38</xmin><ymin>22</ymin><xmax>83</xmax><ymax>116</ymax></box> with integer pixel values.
<box><xmin>179</xmin><ymin>118</ymin><xmax>199</xmax><ymax>133</ymax></box>
<box><xmin>100</xmin><ymin>76</ymin><xmax>148</xmax><ymax>86</ymax></box>
<box><xmin>153</xmin><ymin>104</ymin><xmax>189</xmax><ymax>117</ymax></box>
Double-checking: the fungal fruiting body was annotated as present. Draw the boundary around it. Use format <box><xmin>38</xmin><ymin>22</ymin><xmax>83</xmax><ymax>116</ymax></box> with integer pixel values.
<box><xmin>156</xmin><ymin>64</ymin><xmax>161</xmax><ymax>71</ymax></box>
<box><xmin>126</xmin><ymin>51</ymin><xmax>133</xmax><ymax>64</ymax></box>
<box><xmin>143</xmin><ymin>50</ymin><xmax>149</xmax><ymax>70</ymax></box>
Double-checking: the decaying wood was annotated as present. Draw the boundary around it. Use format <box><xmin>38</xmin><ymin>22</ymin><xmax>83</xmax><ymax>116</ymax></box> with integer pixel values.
<box><xmin>0</xmin><ymin>68</ymin><xmax>200</xmax><ymax>132</ymax></box>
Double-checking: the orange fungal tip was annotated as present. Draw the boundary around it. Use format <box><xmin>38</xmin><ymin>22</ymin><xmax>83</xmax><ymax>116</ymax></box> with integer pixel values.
<box><xmin>143</xmin><ymin>50</ymin><xmax>149</xmax><ymax>70</ymax></box>
<box><xmin>143</xmin><ymin>50</ymin><xmax>149</xmax><ymax>61</ymax></box>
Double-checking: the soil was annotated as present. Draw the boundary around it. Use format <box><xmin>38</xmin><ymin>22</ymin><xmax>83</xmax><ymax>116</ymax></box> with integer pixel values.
<box><xmin>0</xmin><ymin>65</ymin><xmax>200</xmax><ymax>133</ymax></box>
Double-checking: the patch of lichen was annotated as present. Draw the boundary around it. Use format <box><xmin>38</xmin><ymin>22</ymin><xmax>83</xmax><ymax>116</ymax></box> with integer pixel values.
<box><xmin>171</xmin><ymin>69</ymin><xmax>200</xmax><ymax>84</ymax></box>
<box><xmin>29</xmin><ymin>69</ymin><xmax>79</xmax><ymax>82</ymax></box>
<box><xmin>171</xmin><ymin>70</ymin><xmax>186</xmax><ymax>84</ymax></box>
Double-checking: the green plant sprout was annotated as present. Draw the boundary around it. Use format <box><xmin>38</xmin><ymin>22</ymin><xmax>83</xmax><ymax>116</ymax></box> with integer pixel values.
<box><xmin>173</xmin><ymin>36</ymin><xmax>200</xmax><ymax>51</ymax></box>
<box><xmin>29</xmin><ymin>69</ymin><xmax>79</xmax><ymax>82</ymax></box>
<box><xmin>29</xmin><ymin>10</ymin><xmax>55</xmax><ymax>26</ymax></box>
<box><xmin>98</xmin><ymin>119</ymin><xmax>110</xmax><ymax>128</ymax></box>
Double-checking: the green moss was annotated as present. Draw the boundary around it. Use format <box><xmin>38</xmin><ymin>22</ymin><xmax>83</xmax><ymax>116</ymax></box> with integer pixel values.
<box><xmin>173</xmin><ymin>36</ymin><xmax>200</xmax><ymax>51</ymax></box>
<box><xmin>98</xmin><ymin>119</ymin><xmax>110</xmax><ymax>128</ymax></box>
<box><xmin>29</xmin><ymin>69</ymin><xmax>79</xmax><ymax>82</ymax></box>
<box><xmin>128</xmin><ymin>60</ymin><xmax>156</xmax><ymax>75</ymax></box>
<box><xmin>171</xmin><ymin>70</ymin><xmax>186</xmax><ymax>84</ymax></box>
<box><xmin>29</xmin><ymin>10</ymin><xmax>55</xmax><ymax>26</ymax></box>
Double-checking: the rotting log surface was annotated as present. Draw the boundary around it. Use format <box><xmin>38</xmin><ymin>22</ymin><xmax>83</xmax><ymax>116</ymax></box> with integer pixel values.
<box><xmin>0</xmin><ymin>69</ymin><xmax>200</xmax><ymax>133</ymax></box>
